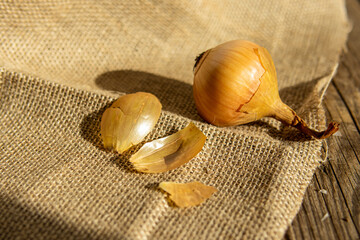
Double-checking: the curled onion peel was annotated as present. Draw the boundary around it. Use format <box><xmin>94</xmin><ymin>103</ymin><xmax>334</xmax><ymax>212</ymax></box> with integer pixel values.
<box><xmin>100</xmin><ymin>92</ymin><xmax>162</xmax><ymax>153</ymax></box>
<box><xmin>130</xmin><ymin>122</ymin><xmax>206</xmax><ymax>173</ymax></box>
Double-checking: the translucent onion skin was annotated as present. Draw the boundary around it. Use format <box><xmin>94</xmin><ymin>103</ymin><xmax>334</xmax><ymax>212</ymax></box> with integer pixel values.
<box><xmin>193</xmin><ymin>40</ymin><xmax>339</xmax><ymax>139</ymax></box>
<box><xmin>100</xmin><ymin>92</ymin><xmax>162</xmax><ymax>153</ymax></box>
<box><xmin>130</xmin><ymin>122</ymin><xmax>206</xmax><ymax>173</ymax></box>
<box><xmin>159</xmin><ymin>181</ymin><xmax>217</xmax><ymax>208</ymax></box>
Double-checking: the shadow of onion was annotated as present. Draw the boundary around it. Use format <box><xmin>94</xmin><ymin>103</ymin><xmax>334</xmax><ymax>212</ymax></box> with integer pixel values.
<box><xmin>80</xmin><ymin>103</ymin><xmax>112</xmax><ymax>151</ymax></box>
<box><xmin>93</xmin><ymin>69</ymin><xmax>330</xmax><ymax>143</ymax></box>
<box><xmin>95</xmin><ymin>70</ymin><xmax>201</xmax><ymax>122</ymax></box>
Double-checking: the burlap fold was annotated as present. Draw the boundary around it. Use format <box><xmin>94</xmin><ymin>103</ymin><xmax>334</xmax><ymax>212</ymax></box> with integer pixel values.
<box><xmin>0</xmin><ymin>1</ymin><xmax>349</xmax><ymax>239</ymax></box>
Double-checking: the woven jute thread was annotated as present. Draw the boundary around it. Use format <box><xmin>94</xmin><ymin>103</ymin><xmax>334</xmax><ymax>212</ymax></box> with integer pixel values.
<box><xmin>0</xmin><ymin>70</ymin><xmax>323</xmax><ymax>239</ymax></box>
<box><xmin>0</xmin><ymin>0</ymin><xmax>349</xmax><ymax>239</ymax></box>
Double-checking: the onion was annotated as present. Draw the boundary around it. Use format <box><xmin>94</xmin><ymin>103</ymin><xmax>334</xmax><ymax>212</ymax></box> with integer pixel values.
<box><xmin>193</xmin><ymin>40</ymin><xmax>339</xmax><ymax>139</ymax></box>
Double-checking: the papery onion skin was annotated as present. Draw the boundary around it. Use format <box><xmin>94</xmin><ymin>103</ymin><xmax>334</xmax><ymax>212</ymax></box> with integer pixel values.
<box><xmin>193</xmin><ymin>40</ymin><xmax>339</xmax><ymax>139</ymax></box>
<box><xmin>159</xmin><ymin>181</ymin><xmax>217</xmax><ymax>208</ymax></box>
<box><xmin>130</xmin><ymin>122</ymin><xmax>206</xmax><ymax>173</ymax></box>
<box><xmin>100</xmin><ymin>92</ymin><xmax>162</xmax><ymax>153</ymax></box>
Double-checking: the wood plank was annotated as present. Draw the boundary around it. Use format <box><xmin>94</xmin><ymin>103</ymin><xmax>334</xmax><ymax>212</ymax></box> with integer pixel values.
<box><xmin>285</xmin><ymin>85</ymin><xmax>360</xmax><ymax>240</ymax></box>
<box><xmin>285</xmin><ymin>0</ymin><xmax>360</xmax><ymax>239</ymax></box>
<box><xmin>332</xmin><ymin>0</ymin><xmax>360</xmax><ymax>131</ymax></box>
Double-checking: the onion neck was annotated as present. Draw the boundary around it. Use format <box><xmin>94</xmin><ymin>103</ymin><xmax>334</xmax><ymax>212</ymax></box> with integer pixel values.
<box><xmin>272</xmin><ymin>100</ymin><xmax>339</xmax><ymax>139</ymax></box>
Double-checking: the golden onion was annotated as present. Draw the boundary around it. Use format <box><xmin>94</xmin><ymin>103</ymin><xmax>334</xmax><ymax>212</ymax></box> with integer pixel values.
<box><xmin>193</xmin><ymin>40</ymin><xmax>338</xmax><ymax>139</ymax></box>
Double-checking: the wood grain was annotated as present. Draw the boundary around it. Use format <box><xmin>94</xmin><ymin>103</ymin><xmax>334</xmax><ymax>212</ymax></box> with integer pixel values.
<box><xmin>284</xmin><ymin>0</ymin><xmax>360</xmax><ymax>239</ymax></box>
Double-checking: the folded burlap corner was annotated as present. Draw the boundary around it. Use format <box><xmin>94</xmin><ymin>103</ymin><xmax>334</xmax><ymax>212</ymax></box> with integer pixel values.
<box><xmin>0</xmin><ymin>1</ymin><xmax>349</xmax><ymax>239</ymax></box>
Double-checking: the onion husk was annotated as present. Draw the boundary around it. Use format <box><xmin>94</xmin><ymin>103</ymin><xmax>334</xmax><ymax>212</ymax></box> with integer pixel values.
<box><xmin>130</xmin><ymin>122</ymin><xmax>206</xmax><ymax>173</ymax></box>
<box><xmin>100</xmin><ymin>92</ymin><xmax>162</xmax><ymax>153</ymax></box>
<box><xmin>159</xmin><ymin>181</ymin><xmax>217</xmax><ymax>208</ymax></box>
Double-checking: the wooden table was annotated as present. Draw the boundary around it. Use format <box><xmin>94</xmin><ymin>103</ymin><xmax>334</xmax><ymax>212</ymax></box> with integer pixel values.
<box><xmin>285</xmin><ymin>0</ymin><xmax>360</xmax><ymax>239</ymax></box>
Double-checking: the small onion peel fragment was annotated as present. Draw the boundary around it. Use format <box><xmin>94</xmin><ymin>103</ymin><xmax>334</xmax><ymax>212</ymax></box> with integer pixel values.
<box><xmin>159</xmin><ymin>181</ymin><xmax>217</xmax><ymax>208</ymax></box>
<box><xmin>100</xmin><ymin>92</ymin><xmax>162</xmax><ymax>153</ymax></box>
<box><xmin>130</xmin><ymin>122</ymin><xmax>206</xmax><ymax>173</ymax></box>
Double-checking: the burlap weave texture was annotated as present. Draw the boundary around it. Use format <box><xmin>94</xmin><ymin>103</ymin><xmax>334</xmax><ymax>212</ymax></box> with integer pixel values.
<box><xmin>0</xmin><ymin>1</ymin><xmax>349</xmax><ymax>239</ymax></box>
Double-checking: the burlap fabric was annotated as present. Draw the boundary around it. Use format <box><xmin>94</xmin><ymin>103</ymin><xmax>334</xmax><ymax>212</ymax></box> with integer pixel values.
<box><xmin>0</xmin><ymin>1</ymin><xmax>349</xmax><ymax>239</ymax></box>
